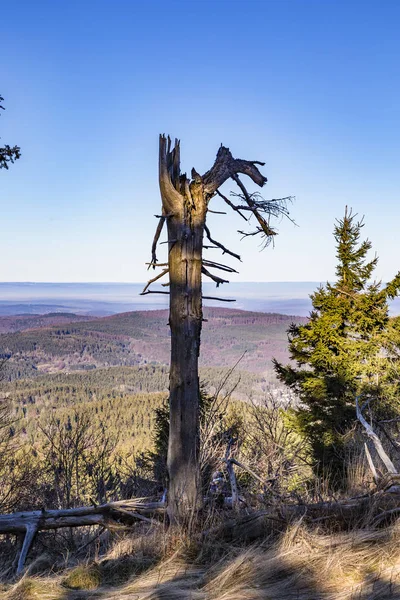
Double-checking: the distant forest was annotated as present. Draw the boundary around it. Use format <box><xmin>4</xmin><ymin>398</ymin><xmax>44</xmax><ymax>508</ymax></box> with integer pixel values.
<box><xmin>0</xmin><ymin>307</ymin><xmax>306</xmax><ymax>380</ymax></box>
<box><xmin>0</xmin><ymin>308</ymin><xmax>297</xmax><ymax>461</ymax></box>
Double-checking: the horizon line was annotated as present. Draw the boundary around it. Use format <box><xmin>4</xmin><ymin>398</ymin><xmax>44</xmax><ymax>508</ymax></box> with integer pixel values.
<box><xmin>0</xmin><ymin>280</ymin><xmax>325</xmax><ymax>285</ymax></box>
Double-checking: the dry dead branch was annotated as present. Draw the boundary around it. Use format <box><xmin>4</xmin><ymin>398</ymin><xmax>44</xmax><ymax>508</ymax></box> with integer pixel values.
<box><xmin>141</xmin><ymin>268</ymin><xmax>169</xmax><ymax>295</ymax></box>
<box><xmin>204</xmin><ymin>224</ymin><xmax>242</xmax><ymax>261</ymax></box>
<box><xmin>201</xmin><ymin>266</ymin><xmax>229</xmax><ymax>287</ymax></box>
<box><xmin>356</xmin><ymin>396</ymin><xmax>398</xmax><ymax>476</ymax></box>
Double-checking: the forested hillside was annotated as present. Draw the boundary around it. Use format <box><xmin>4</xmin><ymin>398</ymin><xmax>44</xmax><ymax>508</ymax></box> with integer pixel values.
<box><xmin>0</xmin><ymin>308</ymin><xmax>292</xmax><ymax>460</ymax></box>
<box><xmin>0</xmin><ymin>307</ymin><xmax>306</xmax><ymax>380</ymax></box>
<box><xmin>0</xmin><ymin>365</ymin><xmax>265</xmax><ymax>455</ymax></box>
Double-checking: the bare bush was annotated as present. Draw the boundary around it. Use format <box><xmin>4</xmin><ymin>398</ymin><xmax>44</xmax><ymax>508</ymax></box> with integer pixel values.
<box><xmin>39</xmin><ymin>409</ymin><xmax>119</xmax><ymax>508</ymax></box>
<box><xmin>240</xmin><ymin>392</ymin><xmax>312</xmax><ymax>503</ymax></box>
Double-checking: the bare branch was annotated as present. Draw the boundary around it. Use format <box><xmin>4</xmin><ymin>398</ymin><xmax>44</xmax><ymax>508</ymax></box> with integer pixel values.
<box><xmin>356</xmin><ymin>396</ymin><xmax>397</xmax><ymax>475</ymax></box>
<box><xmin>201</xmin><ymin>266</ymin><xmax>229</xmax><ymax>287</ymax></box>
<box><xmin>154</xmin><ymin>212</ymin><xmax>174</xmax><ymax>219</ymax></box>
<box><xmin>228</xmin><ymin>178</ymin><xmax>294</xmax><ymax>247</ymax></box>
<box><xmin>231</xmin><ymin>458</ymin><xmax>266</xmax><ymax>486</ymax></box>
<box><xmin>203</xmin><ymin>259</ymin><xmax>238</xmax><ymax>274</ymax></box>
<box><xmin>146</xmin><ymin>262</ymin><xmax>169</xmax><ymax>268</ymax></box>
<box><xmin>141</xmin><ymin>269</ymin><xmax>169</xmax><ymax>295</ymax></box>
<box><xmin>149</xmin><ymin>216</ymin><xmax>165</xmax><ymax>270</ymax></box>
<box><xmin>231</xmin><ymin>174</ymin><xmax>276</xmax><ymax>240</ymax></box>
<box><xmin>364</xmin><ymin>442</ymin><xmax>379</xmax><ymax>482</ymax></box>
<box><xmin>237</xmin><ymin>229</ymin><xmax>264</xmax><ymax>239</ymax></box>
<box><xmin>207</xmin><ymin>209</ymin><xmax>227</xmax><ymax>215</ymax></box>
<box><xmin>140</xmin><ymin>291</ymin><xmax>236</xmax><ymax>302</ymax></box>
<box><xmin>202</xmin><ymin>295</ymin><xmax>236</xmax><ymax>302</ymax></box>
<box><xmin>216</xmin><ymin>189</ymin><xmax>248</xmax><ymax>222</ymax></box>
<box><xmin>204</xmin><ymin>224</ymin><xmax>241</xmax><ymax>261</ymax></box>
<box><xmin>140</xmin><ymin>290</ymin><xmax>170</xmax><ymax>296</ymax></box>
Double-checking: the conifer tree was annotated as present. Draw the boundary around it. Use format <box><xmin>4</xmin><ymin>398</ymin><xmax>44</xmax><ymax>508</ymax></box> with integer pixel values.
<box><xmin>274</xmin><ymin>207</ymin><xmax>400</xmax><ymax>475</ymax></box>
<box><xmin>0</xmin><ymin>95</ymin><xmax>20</xmax><ymax>169</ymax></box>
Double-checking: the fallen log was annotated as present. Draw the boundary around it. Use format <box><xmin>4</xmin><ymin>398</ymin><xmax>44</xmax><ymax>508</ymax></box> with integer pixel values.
<box><xmin>0</xmin><ymin>498</ymin><xmax>166</xmax><ymax>576</ymax></box>
<box><xmin>208</xmin><ymin>485</ymin><xmax>400</xmax><ymax>543</ymax></box>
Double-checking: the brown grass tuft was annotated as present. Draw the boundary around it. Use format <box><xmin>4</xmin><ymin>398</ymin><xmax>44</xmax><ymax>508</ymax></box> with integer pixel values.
<box><xmin>63</xmin><ymin>564</ymin><xmax>101</xmax><ymax>591</ymax></box>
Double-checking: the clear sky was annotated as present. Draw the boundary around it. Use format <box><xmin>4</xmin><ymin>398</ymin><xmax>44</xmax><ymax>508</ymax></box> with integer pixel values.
<box><xmin>1</xmin><ymin>0</ymin><xmax>399</xmax><ymax>284</ymax></box>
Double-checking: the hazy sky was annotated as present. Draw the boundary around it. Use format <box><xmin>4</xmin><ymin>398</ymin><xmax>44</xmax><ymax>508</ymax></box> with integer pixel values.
<box><xmin>1</xmin><ymin>0</ymin><xmax>399</xmax><ymax>283</ymax></box>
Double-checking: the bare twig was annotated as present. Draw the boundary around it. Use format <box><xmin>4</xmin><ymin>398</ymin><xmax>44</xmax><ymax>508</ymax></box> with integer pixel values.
<box><xmin>149</xmin><ymin>216</ymin><xmax>166</xmax><ymax>270</ymax></box>
<box><xmin>230</xmin><ymin>458</ymin><xmax>266</xmax><ymax>486</ymax></box>
<box><xmin>75</xmin><ymin>526</ymin><xmax>106</xmax><ymax>554</ymax></box>
<box><xmin>203</xmin><ymin>296</ymin><xmax>236</xmax><ymax>302</ymax></box>
<box><xmin>140</xmin><ymin>291</ymin><xmax>235</xmax><ymax>302</ymax></box>
<box><xmin>227</xmin><ymin>176</ymin><xmax>294</xmax><ymax>247</ymax></box>
<box><xmin>203</xmin><ymin>259</ymin><xmax>238</xmax><ymax>274</ymax></box>
<box><xmin>216</xmin><ymin>189</ymin><xmax>248</xmax><ymax>222</ymax></box>
<box><xmin>140</xmin><ymin>290</ymin><xmax>169</xmax><ymax>296</ymax></box>
<box><xmin>145</xmin><ymin>262</ymin><xmax>169</xmax><ymax>268</ymax></box>
<box><xmin>141</xmin><ymin>269</ymin><xmax>169</xmax><ymax>295</ymax></box>
<box><xmin>232</xmin><ymin>174</ymin><xmax>276</xmax><ymax>236</ymax></box>
<box><xmin>204</xmin><ymin>224</ymin><xmax>241</xmax><ymax>261</ymax></box>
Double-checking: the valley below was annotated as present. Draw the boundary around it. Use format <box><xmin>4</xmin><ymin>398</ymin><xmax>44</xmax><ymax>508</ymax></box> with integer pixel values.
<box><xmin>0</xmin><ymin>307</ymin><xmax>305</xmax><ymax>453</ymax></box>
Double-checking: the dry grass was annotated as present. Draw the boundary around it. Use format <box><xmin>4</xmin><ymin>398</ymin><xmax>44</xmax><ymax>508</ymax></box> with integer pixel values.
<box><xmin>3</xmin><ymin>521</ymin><xmax>400</xmax><ymax>599</ymax></box>
<box><xmin>0</xmin><ymin>577</ymin><xmax>62</xmax><ymax>600</ymax></box>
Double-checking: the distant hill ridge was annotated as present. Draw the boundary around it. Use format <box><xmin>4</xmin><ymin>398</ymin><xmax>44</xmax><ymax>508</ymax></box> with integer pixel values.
<box><xmin>0</xmin><ymin>312</ymin><xmax>98</xmax><ymax>334</ymax></box>
<box><xmin>0</xmin><ymin>307</ymin><xmax>307</xmax><ymax>379</ymax></box>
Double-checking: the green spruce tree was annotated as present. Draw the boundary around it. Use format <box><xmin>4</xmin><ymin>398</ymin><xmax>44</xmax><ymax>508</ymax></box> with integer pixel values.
<box><xmin>0</xmin><ymin>95</ymin><xmax>20</xmax><ymax>170</ymax></box>
<box><xmin>274</xmin><ymin>207</ymin><xmax>400</xmax><ymax>476</ymax></box>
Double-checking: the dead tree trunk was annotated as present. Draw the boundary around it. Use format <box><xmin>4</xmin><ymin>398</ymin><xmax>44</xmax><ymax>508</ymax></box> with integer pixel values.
<box><xmin>144</xmin><ymin>135</ymin><xmax>290</xmax><ymax>523</ymax></box>
<box><xmin>166</xmin><ymin>163</ymin><xmax>206</xmax><ymax>519</ymax></box>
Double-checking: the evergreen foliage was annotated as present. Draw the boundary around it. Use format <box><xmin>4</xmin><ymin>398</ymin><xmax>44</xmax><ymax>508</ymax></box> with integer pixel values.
<box><xmin>0</xmin><ymin>95</ymin><xmax>20</xmax><ymax>169</ymax></box>
<box><xmin>274</xmin><ymin>207</ymin><xmax>400</xmax><ymax>474</ymax></box>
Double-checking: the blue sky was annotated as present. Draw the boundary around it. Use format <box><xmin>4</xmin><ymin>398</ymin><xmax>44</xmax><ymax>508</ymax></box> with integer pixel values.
<box><xmin>1</xmin><ymin>0</ymin><xmax>399</xmax><ymax>283</ymax></box>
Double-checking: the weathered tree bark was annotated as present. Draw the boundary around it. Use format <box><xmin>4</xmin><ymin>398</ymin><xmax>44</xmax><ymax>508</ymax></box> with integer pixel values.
<box><xmin>155</xmin><ymin>135</ymin><xmax>271</xmax><ymax>523</ymax></box>
<box><xmin>167</xmin><ymin>197</ymin><xmax>205</xmax><ymax>519</ymax></box>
